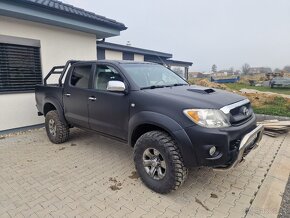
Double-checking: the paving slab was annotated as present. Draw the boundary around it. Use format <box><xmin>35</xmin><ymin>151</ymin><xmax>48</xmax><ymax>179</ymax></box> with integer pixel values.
<box><xmin>246</xmin><ymin>131</ymin><xmax>290</xmax><ymax>218</ymax></box>
<box><xmin>0</xmin><ymin>128</ymin><xmax>289</xmax><ymax>218</ymax></box>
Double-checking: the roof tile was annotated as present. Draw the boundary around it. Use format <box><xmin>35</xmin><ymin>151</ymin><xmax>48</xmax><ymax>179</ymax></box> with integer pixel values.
<box><xmin>19</xmin><ymin>0</ymin><xmax>126</xmax><ymax>30</ymax></box>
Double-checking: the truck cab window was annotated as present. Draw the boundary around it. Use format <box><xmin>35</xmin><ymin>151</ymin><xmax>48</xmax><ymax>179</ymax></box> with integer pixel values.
<box><xmin>94</xmin><ymin>65</ymin><xmax>123</xmax><ymax>90</ymax></box>
<box><xmin>70</xmin><ymin>65</ymin><xmax>92</xmax><ymax>89</ymax></box>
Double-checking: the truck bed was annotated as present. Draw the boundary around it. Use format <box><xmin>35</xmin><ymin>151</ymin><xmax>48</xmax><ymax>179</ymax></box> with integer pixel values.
<box><xmin>35</xmin><ymin>85</ymin><xmax>63</xmax><ymax>115</ymax></box>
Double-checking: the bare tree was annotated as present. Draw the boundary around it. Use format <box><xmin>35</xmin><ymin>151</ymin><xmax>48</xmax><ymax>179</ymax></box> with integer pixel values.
<box><xmin>242</xmin><ymin>63</ymin><xmax>250</xmax><ymax>75</ymax></box>
<box><xmin>283</xmin><ymin>66</ymin><xmax>290</xmax><ymax>72</ymax></box>
<box><xmin>211</xmin><ymin>64</ymin><xmax>217</xmax><ymax>73</ymax></box>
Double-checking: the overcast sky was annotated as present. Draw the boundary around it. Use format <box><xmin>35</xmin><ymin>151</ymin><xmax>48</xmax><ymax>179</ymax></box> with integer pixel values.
<box><xmin>64</xmin><ymin>0</ymin><xmax>290</xmax><ymax>72</ymax></box>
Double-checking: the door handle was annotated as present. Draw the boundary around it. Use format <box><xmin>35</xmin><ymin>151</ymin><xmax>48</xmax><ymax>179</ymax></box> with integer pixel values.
<box><xmin>88</xmin><ymin>96</ymin><xmax>97</xmax><ymax>101</ymax></box>
<box><xmin>64</xmin><ymin>93</ymin><xmax>71</xmax><ymax>97</ymax></box>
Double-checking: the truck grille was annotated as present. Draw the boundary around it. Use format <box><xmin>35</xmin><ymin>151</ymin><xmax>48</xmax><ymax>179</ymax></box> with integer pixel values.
<box><xmin>229</xmin><ymin>102</ymin><xmax>253</xmax><ymax>125</ymax></box>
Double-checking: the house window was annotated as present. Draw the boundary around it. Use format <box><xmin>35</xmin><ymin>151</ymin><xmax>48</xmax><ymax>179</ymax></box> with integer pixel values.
<box><xmin>123</xmin><ymin>52</ymin><xmax>134</xmax><ymax>60</ymax></box>
<box><xmin>0</xmin><ymin>43</ymin><xmax>42</xmax><ymax>93</ymax></box>
<box><xmin>97</xmin><ymin>48</ymin><xmax>105</xmax><ymax>60</ymax></box>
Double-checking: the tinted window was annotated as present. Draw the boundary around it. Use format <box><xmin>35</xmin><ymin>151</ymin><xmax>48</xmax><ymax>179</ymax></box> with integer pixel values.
<box><xmin>94</xmin><ymin>65</ymin><xmax>123</xmax><ymax>91</ymax></box>
<box><xmin>70</xmin><ymin>65</ymin><xmax>92</xmax><ymax>89</ymax></box>
<box><xmin>121</xmin><ymin>64</ymin><xmax>187</xmax><ymax>88</ymax></box>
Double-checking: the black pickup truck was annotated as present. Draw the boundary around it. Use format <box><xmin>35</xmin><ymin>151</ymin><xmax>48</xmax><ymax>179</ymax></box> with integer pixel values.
<box><xmin>35</xmin><ymin>60</ymin><xmax>263</xmax><ymax>193</ymax></box>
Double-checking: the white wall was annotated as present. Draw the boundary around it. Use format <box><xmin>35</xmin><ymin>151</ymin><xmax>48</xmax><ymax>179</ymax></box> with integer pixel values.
<box><xmin>0</xmin><ymin>16</ymin><xmax>97</xmax><ymax>131</ymax></box>
<box><xmin>105</xmin><ymin>50</ymin><xmax>123</xmax><ymax>60</ymax></box>
<box><xmin>134</xmin><ymin>54</ymin><xmax>144</xmax><ymax>61</ymax></box>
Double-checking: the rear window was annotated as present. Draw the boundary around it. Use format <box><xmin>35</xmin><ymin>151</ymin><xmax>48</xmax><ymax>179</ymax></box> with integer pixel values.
<box><xmin>70</xmin><ymin>65</ymin><xmax>92</xmax><ymax>89</ymax></box>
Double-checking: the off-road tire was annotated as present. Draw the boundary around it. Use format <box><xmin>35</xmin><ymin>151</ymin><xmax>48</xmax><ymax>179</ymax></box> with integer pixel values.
<box><xmin>45</xmin><ymin>110</ymin><xmax>69</xmax><ymax>144</ymax></box>
<box><xmin>134</xmin><ymin>130</ymin><xmax>188</xmax><ymax>194</ymax></box>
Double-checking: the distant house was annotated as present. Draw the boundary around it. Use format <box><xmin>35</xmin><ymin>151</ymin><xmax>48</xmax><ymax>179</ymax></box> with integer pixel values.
<box><xmin>248</xmin><ymin>67</ymin><xmax>272</xmax><ymax>74</ymax></box>
<box><xmin>212</xmin><ymin>70</ymin><xmax>229</xmax><ymax>77</ymax></box>
<box><xmin>97</xmin><ymin>42</ymin><xmax>193</xmax><ymax>79</ymax></box>
<box><xmin>188</xmin><ymin>72</ymin><xmax>201</xmax><ymax>79</ymax></box>
<box><xmin>212</xmin><ymin>69</ymin><xmax>241</xmax><ymax>77</ymax></box>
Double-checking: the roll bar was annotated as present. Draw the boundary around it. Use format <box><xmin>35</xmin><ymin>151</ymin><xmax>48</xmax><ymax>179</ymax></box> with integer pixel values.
<box><xmin>43</xmin><ymin>60</ymin><xmax>79</xmax><ymax>86</ymax></box>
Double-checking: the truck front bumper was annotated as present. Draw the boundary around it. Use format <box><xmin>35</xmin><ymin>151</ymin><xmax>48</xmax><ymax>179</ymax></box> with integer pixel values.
<box><xmin>214</xmin><ymin>124</ymin><xmax>264</xmax><ymax>170</ymax></box>
<box><xmin>180</xmin><ymin>114</ymin><xmax>264</xmax><ymax>168</ymax></box>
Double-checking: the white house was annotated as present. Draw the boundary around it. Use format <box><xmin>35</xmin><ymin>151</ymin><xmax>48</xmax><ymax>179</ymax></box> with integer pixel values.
<box><xmin>97</xmin><ymin>41</ymin><xmax>192</xmax><ymax>79</ymax></box>
<box><xmin>0</xmin><ymin>0</ymin><xmax>126</xmax><ymax>132</ymax></box>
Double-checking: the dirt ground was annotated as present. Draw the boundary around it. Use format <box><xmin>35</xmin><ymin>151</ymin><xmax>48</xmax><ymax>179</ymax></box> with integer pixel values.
<box><xmin>190</xmin><ymin>79</ymin><xmax>290</xmax><ymax>109</ymax></box>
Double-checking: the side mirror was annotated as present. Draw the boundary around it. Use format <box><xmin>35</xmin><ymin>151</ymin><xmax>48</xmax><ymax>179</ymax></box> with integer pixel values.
<box><xmin>107</xmin><ymin>81</ymin><xmax>126</xmax><ymax>92</ymax></box>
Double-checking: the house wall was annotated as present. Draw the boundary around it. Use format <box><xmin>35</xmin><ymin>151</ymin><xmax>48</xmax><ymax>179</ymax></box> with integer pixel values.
<box><xmin>134</xmin><ymin>54</ymin><xmax>144</xmax><ymax>61</ymax></box>
<box><xmin>105</xmin><ymin>50</ymin><xmax>123</xmax><ymax>60</ymax></box>
<box><xmin>0</xmin><ymin>16</ymin><xmax>97</xmax><ymax>131</ymax></box>
<box><xmin>102</xmin><ymin>49</ymin><xmax>145</xmax><ymax>62</ymax></box>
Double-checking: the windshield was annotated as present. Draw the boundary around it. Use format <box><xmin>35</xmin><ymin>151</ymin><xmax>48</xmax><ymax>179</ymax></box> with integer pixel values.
<box><xmin>121</xmin><ymin>63</ymin><xmax>188</xmax><ymax>89</ymax></box>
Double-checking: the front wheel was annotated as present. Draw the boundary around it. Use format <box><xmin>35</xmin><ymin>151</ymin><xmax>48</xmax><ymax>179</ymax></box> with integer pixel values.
<box><xmin>133</xmin><ymin>131</ymin><xmax>188</xmax><ymax>194</ymax></box>
<box><xmin>45</xmin><ymin>110</ymin><xmax>69</xmax><ymax>144</ymax></box>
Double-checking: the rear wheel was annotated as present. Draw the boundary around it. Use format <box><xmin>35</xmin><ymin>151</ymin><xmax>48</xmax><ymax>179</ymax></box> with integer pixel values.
<box><xmin>134</xmin><ymin>131</ymin><xmax>188</xmax><ymax>194</ymax></box>
<box><xmin>45</xmin><ymin>110</ymin><xmax>69</xmax><ymax>144</ymax></box>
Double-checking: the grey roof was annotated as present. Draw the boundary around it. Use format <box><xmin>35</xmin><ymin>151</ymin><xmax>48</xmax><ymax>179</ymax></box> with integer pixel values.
<box><xmin>163</xmin><ymin>59</ymin><xmax>193</xmax><ymax>67</ymax></box>
<box><xmin>146</xmin><ymin>58</ymin><xmax>193</xmax><ymax>67</ymax></box>
<box><xmin>18</xmin><ymin>0</ymin><xmax>127</xmax><ymax>30</ymax></box>
<box><xmin>97</xmin><ymin>42</ymin><xmax>172</xmax><ymax>58</ymax></box>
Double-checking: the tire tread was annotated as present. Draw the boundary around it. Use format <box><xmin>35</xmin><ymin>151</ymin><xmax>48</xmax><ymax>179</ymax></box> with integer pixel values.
<box><xmin>45</xmin><ymin>110</ymin><xmax>69</xmax><ymax>144</ymax></box>
<box><xmin>134</xmin><ymin>130</ymin><xmax>188</xmax><ymax>193</ymax></box>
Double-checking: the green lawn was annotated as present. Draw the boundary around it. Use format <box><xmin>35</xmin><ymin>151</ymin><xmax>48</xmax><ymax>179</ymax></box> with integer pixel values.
<box><xmin>252</xmin><ymin>97</ymin><xmax>290</xmax><ymax>117</ymax></box>
<box><xmin>225</xmin><ymin>83</ymin><xmax>290</xmax><ymax>95</ymax></box>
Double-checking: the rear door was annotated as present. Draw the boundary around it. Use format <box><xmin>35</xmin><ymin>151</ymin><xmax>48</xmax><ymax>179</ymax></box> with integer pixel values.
<box><xmin>88</xmin><ymin>64</ymin><xmax>130</xmax><ymax>140</ymax></box>
<box><xmin>63</xmin><ymin>63</ymin><xmax>94</xmax><ymax>128</ymax></box>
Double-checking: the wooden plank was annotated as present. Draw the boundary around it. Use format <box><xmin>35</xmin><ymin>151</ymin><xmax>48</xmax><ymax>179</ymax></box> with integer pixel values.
<box><xmin>259</xmin><ymin>121</ymin><xmax>290</xmax><ymax>126</ymax></box>
<box><xmin>258</xmin><ymin>120</ymin><xmax>279</xmax><ymax>123</ymax></box>
<box><xmin>264</xmin><ymin>126</ymin><xmax>290</xmax><ymax>130</ymax></box>
<box><xmin>264</xmin><ymin>131</ymin><xmax>279</xmax><ymax>137</ymax></box>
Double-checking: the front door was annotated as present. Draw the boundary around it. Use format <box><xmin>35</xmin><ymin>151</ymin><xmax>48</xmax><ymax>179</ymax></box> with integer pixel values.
<box><xmin>63</xmin><ymin>63</ymin><xmax>93</xmax><ymax>128</ymax></box>
<box><xmin>88</xmin><ymin>64</ymin><xmax>130</xmax><ymax>140</ymax></box>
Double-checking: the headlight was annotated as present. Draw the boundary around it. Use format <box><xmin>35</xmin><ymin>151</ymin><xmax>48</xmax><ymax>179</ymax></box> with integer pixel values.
<box><xmin>183</xmin><ymin>109</ymin><xmax>230</xmax><ymax>128</ymax></box>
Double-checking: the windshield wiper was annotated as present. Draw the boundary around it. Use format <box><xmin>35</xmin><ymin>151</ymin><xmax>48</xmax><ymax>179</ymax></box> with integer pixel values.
<box><xmin>141</xmin><ymin>83</ymin><xmax>188</xmax><ymax>90</ymax></box>
<box><xmin>167</xmin><ymin>83</ymin><xmax>188</xmax><ymax>87</ymax></box>
<box><xmin>140</xmin><ymin>85</ymin><xmax>166</xmax><ymax>90</ymax></box>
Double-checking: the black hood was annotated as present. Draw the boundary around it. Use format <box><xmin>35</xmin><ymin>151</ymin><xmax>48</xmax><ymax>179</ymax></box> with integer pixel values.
<box><xmin>143</xmin><ymin>85</ymin><xmax>246</xmax><ymax>109</ymax></box>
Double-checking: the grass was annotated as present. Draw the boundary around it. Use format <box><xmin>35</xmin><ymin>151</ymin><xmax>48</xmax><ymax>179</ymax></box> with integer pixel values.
<box><xmin>252</xmin><ymin>97</ymin><xmax>290</xmax><ymax>117</ymax></box>
<box><xmin>225</xmin><ymin>83</ymin><xmax>290</xmax><ymax>95</ymax></box>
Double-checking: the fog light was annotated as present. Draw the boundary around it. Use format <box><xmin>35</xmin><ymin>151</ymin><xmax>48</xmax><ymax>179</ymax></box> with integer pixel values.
<box><xmin>209</xmin><ymin>146</ymin><xmax>216</xmax><ymax>156</ymax></box>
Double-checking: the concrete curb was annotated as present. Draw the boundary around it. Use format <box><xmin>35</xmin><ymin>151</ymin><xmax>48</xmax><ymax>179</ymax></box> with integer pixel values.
<box><xmin>0</xmin><ymin>124</ymin><xmax>44</xmax><ymax>136</ymax></box>
<box><xmin>246</xmin><ymin>133</ymin><xmax>290</xmax><ymax>218</ymax></box>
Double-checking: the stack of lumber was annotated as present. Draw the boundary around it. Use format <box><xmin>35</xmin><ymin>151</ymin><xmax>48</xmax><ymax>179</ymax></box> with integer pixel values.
<box><xmin>257</xmin><ymin>120</ymin><xmax>290</xmax><ymax>137</ymax></box>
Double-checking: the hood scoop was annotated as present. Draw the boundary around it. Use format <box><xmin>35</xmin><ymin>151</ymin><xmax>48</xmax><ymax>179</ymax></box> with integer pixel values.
<box><xmin>187</xmin><ymin>88</ymin><xmax>215</xmax><ymax>94</ymax></box>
